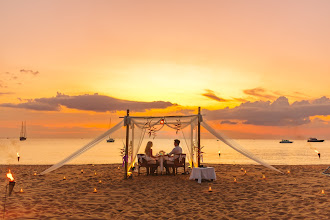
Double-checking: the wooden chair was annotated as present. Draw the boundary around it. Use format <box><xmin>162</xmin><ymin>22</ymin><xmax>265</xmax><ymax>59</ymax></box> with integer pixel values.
<box><xmin>164</xmin><ymin>154</ymin><xmax>186</xmax><ymax>175</ymax></box>
<box><xmin>174</xmin><ymin>154</ymin><xmax>186</xmax><ymax>175</ymax></box>
<box><xmin>137</xmin><ymin>154</ymin><xmax>148</xmax><ymax>175</ymax></box>
<box><xmin>137</xmin><ymin>154</ymin><xmax>159</xmax><ymax>175</ymax></box>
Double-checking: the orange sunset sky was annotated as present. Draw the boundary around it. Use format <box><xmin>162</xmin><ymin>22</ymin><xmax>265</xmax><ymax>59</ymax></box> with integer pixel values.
<box><xmin>1</xmin><ymin>0</ymin><xmax>330</xmax><ymax>139</ymax></box>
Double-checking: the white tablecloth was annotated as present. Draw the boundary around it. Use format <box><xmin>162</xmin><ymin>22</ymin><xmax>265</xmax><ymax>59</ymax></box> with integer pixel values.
<box><xmin>189</xmin><ymin>167</ymin><xmax>216</xmax><ymax>183</ymax></box>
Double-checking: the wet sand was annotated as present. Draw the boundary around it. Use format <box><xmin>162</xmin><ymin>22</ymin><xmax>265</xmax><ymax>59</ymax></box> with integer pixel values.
<box><xmin>1</xmin><ymin>164</ymin><xmax>329</xmax><ymax>219</ymax></box>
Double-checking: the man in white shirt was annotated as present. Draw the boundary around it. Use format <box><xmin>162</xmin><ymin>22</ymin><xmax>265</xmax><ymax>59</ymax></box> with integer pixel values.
<box><xmin>168</xmin><ymin>139</ymin><xmax>182</xmax><ymax>156</ymax></box>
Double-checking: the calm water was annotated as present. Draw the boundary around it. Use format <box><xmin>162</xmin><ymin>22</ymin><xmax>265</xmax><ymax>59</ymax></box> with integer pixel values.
<box><xmin>0</xmin><ymin>138</ymin><xmax>329</xmax><ymax>165</ymax></box>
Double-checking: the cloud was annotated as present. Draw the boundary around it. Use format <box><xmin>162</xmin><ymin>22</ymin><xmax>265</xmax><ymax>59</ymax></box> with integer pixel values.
<box><xmin>0</xmin><ymin>92</ymin><xmax>175</xmax><ymax>112</ymax></box>
<box><xmin>0</xmin><ymin>92</ymin><xmax>14</xmax><ymax>96</ymax></box>
<box><xmin>202</xmin><ymin>89</ymin><xmax>228</xmax><ymax>102</ymax></box>
<box><xmin>204</xmin><ymin>96</ymin><xmax>330</xmax><ymax>126</ymax></box>
<box><xmin>220</xmin><ymin>120</ymin><xmax>237</xmax><ymax>125</ymax></box>
<box><xmin>20</xmin><ymin>69</ymin><xmax>39</xmax><ymax>75</ymax></box>
<box><xmin>243</xmin><ymin>87</ymin><xmax>277</xmax><ymax>100</ymax></box>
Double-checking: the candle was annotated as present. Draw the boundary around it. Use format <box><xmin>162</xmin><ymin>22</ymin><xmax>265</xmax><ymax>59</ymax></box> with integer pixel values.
<box><xmin>208</xmin><ymin>184</ymin><xmax>212</xmax><ymax>192</ymax></box>
<box><xmin>93</xmin><ymin>188</ymin><xmax>97</xmax><ymax>193</ymax></box>
<box><xmin>63</xmin><ymin>176</ymin><xmax>66</xmax><ymax>180</ymax></box>
<box><xmin>20</xmin><ymin>188</ymin><xmax>24</xmax><ymax>193</ymax></box>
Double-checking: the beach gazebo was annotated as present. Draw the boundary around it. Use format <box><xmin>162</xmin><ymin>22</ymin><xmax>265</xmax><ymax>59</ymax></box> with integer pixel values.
<box><xmin>40</xmin><ymin>108</ymin><xmax>282</xmax><ymax>176</ymax></box>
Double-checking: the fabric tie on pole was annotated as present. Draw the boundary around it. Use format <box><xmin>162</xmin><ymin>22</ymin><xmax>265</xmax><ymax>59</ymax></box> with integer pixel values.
<box><xmin>201</xmin><ymin>120</ymin><xmax>283</xmax><ymax>174</ymax></box>
<box><xmin>40</xmin><ymin>120</ymin><xmax>124</xmax><ymax>175</ymax></box>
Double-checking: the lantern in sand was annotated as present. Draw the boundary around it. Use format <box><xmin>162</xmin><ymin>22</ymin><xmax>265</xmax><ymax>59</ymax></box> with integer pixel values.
<box><xmin>6</xmin><ymin>170</ymin><xmax>16</xmax><ymax>196</ymax></box>
<box><xmin>63</xmin><ymin>176</ymin><xmax>66</xmax><ymax>180</ymax></box>
<box><xmin>243</xmin><ymin>170</ymin><xmax>247</xmax><ymax>175</ymax></box>
<box><xmin>234</xmin><ymin>178</ymin><xmax>237</xmax><ymax>183</ymax></box>
<box><xmin>81</xmin><ymin>169</ymin><xmax>84</xmax><ymax>174</ymax></box>
<box><xmin>94</xmin><ymin>172</ymin><xmax>97</xmax><ymax>176</ymax></box>
<box><xmin>93</xmin><ymin>188</ymin><xmax>97</xmax><ymax>193</ymax></box>
<box><xmin>208</xmin><ymin>184</ymin><xmax>212</xmax><ymax>192</ymax></box>
<box><xmin>287</xmin><ymin>170</ymin><xmax>290</xmax><ymax>174</ymax></box>
<box><xmin>33</xmin><ymin>171</ymin><xmax>37</xmax><ymax>176</ymax></box>
<box><xmin>99</xmin><ymin>180</ymin><xmax>102</xmax><ymax>184</ymax></box>
<box><xmin>262</xmin><ymin>175</ymin><xmax>266</xmax><ymax>180</ymax></box>
<box><xmin>17</xmin><ymin>153</ymin><xmax>20</xmax><ymax>162</ymax></box>
<box><xmin>321</xmin><ymin>189</ymin><xmax>325</xmax><ymax>195</ymax></box>
<box><xmin>20</xmin><ymin>188</ymin><xmax>24</xmax><ymax>193</ymax></box>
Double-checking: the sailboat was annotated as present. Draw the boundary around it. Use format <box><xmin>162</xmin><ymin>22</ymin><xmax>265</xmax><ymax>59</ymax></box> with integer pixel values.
<box><xmin>20</xmin><ymin>121</ymin><xmax>27</xmax><ymax>141</ymax></box>
<box><xmin>106</xmin><ymin>118</ymin><xmax>115</xmax><ymax>143</ymax></box>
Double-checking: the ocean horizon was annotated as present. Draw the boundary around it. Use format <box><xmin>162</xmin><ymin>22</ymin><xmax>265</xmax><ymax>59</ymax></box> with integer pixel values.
<box><xmin>1</xmin><ymin>138</ymin><xmax>329</xmax><ymax>166</ymax></box>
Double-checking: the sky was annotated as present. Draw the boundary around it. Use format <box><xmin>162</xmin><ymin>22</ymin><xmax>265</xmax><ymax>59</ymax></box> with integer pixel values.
<box><xmin>1</xmin><ymin>0</ymin><xmax>330</xmax><ymax>139</ymax></box>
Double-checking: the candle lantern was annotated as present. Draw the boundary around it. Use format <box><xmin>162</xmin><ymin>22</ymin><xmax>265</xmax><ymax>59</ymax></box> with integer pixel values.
<box><xmin>208</xmin><ymin>184</ymin><xmax>212</xmax><ymax>192</ymax></box>
<box><xmin>93</xmin><ymin>188</ymin><xmax>97</xmax><ymax>193</ymax></box>
<box><xmin>81</xmin><ymin>169</ymin><xmax>84</xmax><ymax>174</ymax></box>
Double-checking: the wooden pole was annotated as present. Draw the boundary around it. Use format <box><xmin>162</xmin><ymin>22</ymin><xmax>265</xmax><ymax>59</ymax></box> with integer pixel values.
<box><xmin>125</xmin><ymin>109</ymin><xmax>129</xmax><ymax>179</ymax></box>
<box><xmin>197</xmin><ymin>107</ymin><xmax>201</xmax><ymax>167</ymax></box>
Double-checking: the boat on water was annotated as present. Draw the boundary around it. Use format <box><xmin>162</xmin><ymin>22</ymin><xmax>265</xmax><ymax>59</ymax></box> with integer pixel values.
<box><xmin>106</xmin><ymin>118</ymin><xmax>115</xmax><ymax>143</ymax></box>
<box><xmin>307</xmin><ymin>138</ymin><xmax>324</xmax><ymax>142</ymax></box>
<box><xmin>106</xmin><ymin>138</ymin><xmax>115</xmax><ymax>142</ymax></box>
<box><xmin>19</xmin><ymin>121</ymin><xmax>27</xmax><ymax>141</ymax></box>
<box><xmin>279</xmin><ymin>139</ymin><xmax>293</xmax><ymax>143</ymax></box>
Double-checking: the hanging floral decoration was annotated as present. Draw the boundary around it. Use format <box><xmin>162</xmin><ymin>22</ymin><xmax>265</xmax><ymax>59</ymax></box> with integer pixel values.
<box><xmin>142</xmin><ymin>119</ymin><xmax>165</xmax><ymax>139</ymax></box>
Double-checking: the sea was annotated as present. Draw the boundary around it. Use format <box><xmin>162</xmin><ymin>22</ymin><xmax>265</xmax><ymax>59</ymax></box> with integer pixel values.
<box><xmin>0</xmin><ymin>138</ymin><xmax>329</xmax><ymax>166</ymax></box>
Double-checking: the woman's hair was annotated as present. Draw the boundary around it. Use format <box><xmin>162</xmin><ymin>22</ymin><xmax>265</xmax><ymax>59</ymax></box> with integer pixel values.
<box><xmin>145</xmin><ymin>141</ymin><xmax>153</xmax><ymax>156</ymax></box>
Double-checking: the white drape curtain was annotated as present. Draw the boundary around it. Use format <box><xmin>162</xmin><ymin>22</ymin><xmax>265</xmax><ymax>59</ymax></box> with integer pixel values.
<box><xmin>40</xmin><ymin>120</ymin><xmax>124</xmax><ymax>175</ymax></box>
<box><xmin>201</xmin><ymin>120</ymin><xmax>283</xmax><ymax>173</ymax></box>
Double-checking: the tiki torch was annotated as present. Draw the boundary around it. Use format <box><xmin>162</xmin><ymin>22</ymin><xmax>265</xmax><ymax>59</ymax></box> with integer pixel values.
<box><xmin>6</xmin><ymin>170</ymin><xmax>16</xmax><ymax>196</ymax></box>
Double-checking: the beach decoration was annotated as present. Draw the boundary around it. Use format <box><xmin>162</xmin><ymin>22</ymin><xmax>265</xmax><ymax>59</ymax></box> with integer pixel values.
<box><xmin>287</xmin><ymin>170</ymin><xmax>290</xmax><ymax>174</ymax></box>
<box><xmin>218</xmin><ymin>150</ymin><xmax>221</xmax><ymax>157</ymax></box>
<box><xmin>241</xmin><ymin>168</ymin><xmax>244</xmax><ymax>171</ymax></box>
<box><xmin>81</xmin><ymin>169</ymin><xmax>84</xmax><ymax>173</ymax></box>
<box><xmin>17</xmin><ymin>153</ymin><xmax>20</xmax><ymax>162</ymax></box>
<box><xmin>314</xmin><ymin>150</ymin><xmax>321</xmax><ymax>158</ymax></box>
<box><xmin>93</xmin><ymin>188</ymin><xmax>97</xmax><ymax>193</ymax></box>
<box><xmin>234</xmin><ymin>178</ymin><xmax>237</xmax><ymax>183</ymax></box>
<box><xmin>99</xmin><ymin>180</ymin><xmax>102</xmax><ymax>184</ymax></box>
<box><xmin>160</xmin><ymin>119</ymin><xmax>164</xmax><ymax>124</ymax></box>
<box><xmin>20</xmin><ymin>188</ymin><xmax>24</xmax><ymax>193</ymax></box>
<box><xmin>208</xmin><ymin>184</ymin><xmax>212</xmax><ymax>192</ymax></box>
<box><xmin>321</xmin><ymin>189</ymin><xmax>325</xmax><ymax>195</ymax></box>
<box><xmin>63</xmin><ymin>176</ymin><xmax>66</xmax><ymax>180</ymax></box>
<box><xmin>33</xmin><ymin>171</ymin><xmax>37</xmax><ymax>176</ymax></box>
<box><xmin>262</xmin><ymin>174</ymin><xmax>266</xmax><ymax>180</ymax></box>
<box><xmin>244</xmin><ymin>170</ymin><xmax>247</xmax><ymax>175</ymax></box>
<box><xmin>6</xmin><ymin>170</ymin><xmax>16</xmax><ymax>196</ymax></box>
<box><xmin>118</xmin><ymin>167</ymin><xmax>120</xmax><ymax>170</ymax></box>
<box><xmin>128</xmin><ymin>172</ymin><xmax>133</xmax><ymax>179</ymax></box>
<box><xmin>94</xmin><ymin>172</ymin><xmax>97</xmax><ymax>176</ymax></box>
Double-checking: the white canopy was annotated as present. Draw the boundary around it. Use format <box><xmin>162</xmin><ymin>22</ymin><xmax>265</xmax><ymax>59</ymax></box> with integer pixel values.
<box><xmin>40</xmin><ymin>113</ymin><xmax>282</xmax><ymax>175</ymax></box>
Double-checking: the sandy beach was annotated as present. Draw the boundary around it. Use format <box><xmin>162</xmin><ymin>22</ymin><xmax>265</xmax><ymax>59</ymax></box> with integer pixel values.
<box><xmin>1</xmin><ymin>164</ymin><xmax>329</xmax><ymax>219</ymax></box>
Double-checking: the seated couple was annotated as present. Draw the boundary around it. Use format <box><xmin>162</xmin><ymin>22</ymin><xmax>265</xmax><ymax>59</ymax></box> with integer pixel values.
<box><xmin>144</xmin><ymin>139</ymin><xmax>183</xmax><ymax>174</ymax></box>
